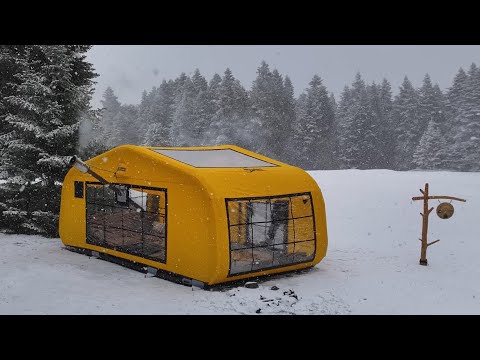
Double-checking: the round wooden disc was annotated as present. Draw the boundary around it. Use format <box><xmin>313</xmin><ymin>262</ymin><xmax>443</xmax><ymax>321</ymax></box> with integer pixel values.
<box><xmin>436</xmin><ymin>202</ymin><xmax>454</xmax><ymax>219</ymax></box>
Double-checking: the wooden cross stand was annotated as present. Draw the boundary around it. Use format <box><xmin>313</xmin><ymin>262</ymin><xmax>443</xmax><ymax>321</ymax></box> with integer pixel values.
<box><xmin>412</xmin><ymin>183</ymin><xmax>466</xmax><ymax>266</ymax></box>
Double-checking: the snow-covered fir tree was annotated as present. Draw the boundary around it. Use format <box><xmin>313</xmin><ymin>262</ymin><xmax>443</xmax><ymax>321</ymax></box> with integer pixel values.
<box><xmin>208</xmin><ymin>68</ymin><xmax>253</xmax><ymax>149</ymax></box>
<box><xmin>250</xmin><ymin>62</ymin><xmax>279</xmax><ymax>157</ymax></box>
<box><xmin>96</xmin><ymin>87</ymin><xmax>140</xmax><ymax>148</ymax></box>
<box><xmin>412</xmin><ymin>78</ymin><xmax>448</xmax><ymax>169</ymax></box>
<box><xmin>378</xmin><ymin>79</ymin><xmax>394</xmax><ymax>169</ymax></box>
<box><xmin>169</xmin><ymin>70</ymin><xmax>215</xmax><ymax>146</ymax></box>
<box><xmin>0</xmin><ymin>45</ymin><xmax>97</xmax><ymax>236</ymax></box>
<box><xmin>294</xmin><ymin>75</ymin><xmax>336</xmax><ymax>169</ymax></box>
<box><xmin>208</xmin><ymin>73</ymin><xmax>222</xmax><ymax>113</ymax></box>
<box><xmin>118</xmin><ymin>104</ymin><xmax>140</xmax><ymax>144</ymax></box>
<box><xmin>190</xmin><ymin>69</ymin><xmax>214</xmax><ymax>145</ymax></box>
<box><xmin>77</xmin><ymin>107</ymin><xmax>108</xmax><ymax>159</ymax></box>
<box><xmin>391</xmin><ymin>76</ymin><xmax>420</xmax><ymax>170</ymax></box>
<box><xmin>413</xmin><ymin>116</ymin><xmax>447</xmax><ymax>170</ymax></box>
<box><xmin>337</xmin><ymin>73</ymin><xmax>376</xmax><ymax>169</ymax></box>
<box><xmin>329</xmin><ymin>92</ymin><xmax>337</xmax><ymax>113</ymax></box>
<box><xmin>335</xmin><ymin>86</ymin><xmax>353</xmax><ymax>169</ymax></box>
<box><xmin>202</xmin><ymin>73</ymin><xmax>222</xmax><ymax>144</ymax></box>
<box><xmin>98</xmin><ymin>86</ymin><xmax>122</xmax><ymax>148</ymax></box>
<box><xmin>447</xmin><ymin>63</ymin><xmax>480</xmax><ymax>171</ymax></box>
<box><xmin>418</xmin><ymin>75</ymin><xmax>441</xmax><ymax>135</ymax></box>
<box><xmin>170</xmin><ymin>77</ymin><xmax>197</xmax><ymax>146</ymax></box>
<box><xmin>249</xmin><ymin>63</ymin><xmax>295</xmax><ymax>160</ymax></box>
<box><xmin>293</xmin><ymin>92</ymin><xmax>308</xmax><ymax>168</ymax></box>
<box><xmin>352</xmin><ymin>74</ymin><xmax>377</xmax><ymax>169</ymax></box>
<box><xmin>446</xmin><ymin>67</ymin><xmax>468</xmax><ymax>120</ymax></box>
<box><xmin>142</xmin><ymin>80</ymin><xmax>176</xmax><ymax>146</ymax></box>
<box><xmin>366</xmin><ymin>82</ymin><xmax>383</xmax><ymax>168</ymax></box>
<box><xmin>280</xmin><ymin>75</ymin><xmax>297</xmax><ymax>163</ymax></box>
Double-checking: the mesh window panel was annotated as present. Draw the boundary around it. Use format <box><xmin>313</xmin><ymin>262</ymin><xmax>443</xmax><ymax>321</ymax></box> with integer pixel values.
<box><xmin>85</xmin><ymin>183</ymin><xmax>167</xmax><ymax>264</ymax></box>
<box><xmin>226</xmin><ymin>193</ymin><xmax>316</xmax><ymax>276</ymax></box>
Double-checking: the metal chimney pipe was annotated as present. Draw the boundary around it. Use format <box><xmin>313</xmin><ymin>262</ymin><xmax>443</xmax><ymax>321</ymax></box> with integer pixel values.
<box><xmin>69</xmin><ymin>155</ymin><xmax>111</xmax><ymax>186</ymax></box>
<box><xmin>68</xmin><ymin>155</ymin><xmax>143</xmax><ymax>211</ymax></box>
<box><xmin>69</xmin><ymin>155</ymin><xmax>89</xmax><ymax>174</ymax></box>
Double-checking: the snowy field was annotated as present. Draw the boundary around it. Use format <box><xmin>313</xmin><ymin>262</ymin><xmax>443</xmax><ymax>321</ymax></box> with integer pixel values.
<box><xmin>0</xmin><ymin>169</ymin><xmax>478</xmax><ymax>315</ymax></box>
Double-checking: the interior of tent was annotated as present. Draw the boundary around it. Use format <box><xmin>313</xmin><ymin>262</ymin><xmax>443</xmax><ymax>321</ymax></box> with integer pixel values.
<box><xmin>226</xmin><ymin>192</ymin><xmax>316</xmax><ymax>275</ymax></box>
<box><xmin>84</xmin><ymin>182</ymin><xmax>167</xmax><ymax>263</ymax></box>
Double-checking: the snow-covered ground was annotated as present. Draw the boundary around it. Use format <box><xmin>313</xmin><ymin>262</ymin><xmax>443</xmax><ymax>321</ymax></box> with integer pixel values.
<box><xmin>0</xmin><ymin>169</ymin><xmax>478</xmax><ymax>314</ymax></box>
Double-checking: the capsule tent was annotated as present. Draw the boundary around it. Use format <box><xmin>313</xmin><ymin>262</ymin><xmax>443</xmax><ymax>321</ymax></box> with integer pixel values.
<box><xmin>59</xmin><ymin>145</ymin><xmax>328</xmax><ymax>286</ymax></box>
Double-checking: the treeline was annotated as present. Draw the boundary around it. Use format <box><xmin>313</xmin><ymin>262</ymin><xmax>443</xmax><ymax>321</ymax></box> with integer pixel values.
<box><xmin>87</xmin><ymin>61</ymin><xmax>480</xmax><ymax>172</ymax></box>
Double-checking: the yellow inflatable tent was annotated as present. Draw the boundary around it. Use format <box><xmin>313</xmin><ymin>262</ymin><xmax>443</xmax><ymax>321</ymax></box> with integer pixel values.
<box><xmin>59</xmin><ymin>145</ymin><xmax>328</xmax><ymax>286</ymax></box>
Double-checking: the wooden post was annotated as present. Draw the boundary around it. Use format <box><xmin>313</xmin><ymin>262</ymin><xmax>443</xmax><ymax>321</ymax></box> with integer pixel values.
<box><xmin>419</xmin><ymin>183</ymin><xmax>431</xmax><ymax>265</ymax></box>
<box><xmin>412</xmin><ymin>184</ymin><xmax>466</xmax><ymax>266</ymax></box>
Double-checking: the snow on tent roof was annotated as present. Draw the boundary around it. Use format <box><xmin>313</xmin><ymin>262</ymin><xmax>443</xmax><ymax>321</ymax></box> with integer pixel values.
<box><xmin>150</xmin><ymin>148</ymin><xmax>278</xmax><ymax>168</ymax></box>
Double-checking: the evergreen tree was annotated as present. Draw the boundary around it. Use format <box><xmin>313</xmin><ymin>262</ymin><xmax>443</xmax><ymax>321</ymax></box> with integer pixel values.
<box><xmin>446</xmin><ymin>67</ymin><xmax>468</xmax><ymax>119</ymax></box>
<box><xmin>142</xmin><ymin>80</ymin><xmax>175</xmax><ymax>146</ymax></box>
<box><xmin>447</xmin><ymin>63</ymin><xmax>480</xmax><ymax>171</ymax></box>
<box><xmin>335</xmin><ymin>86</ymin><xmax>354</xmax><ymax>169</ymax></box>
<box><xmin>190</xmin><ymin>69</ymin><xmax>214</xmax><ymax>145</ymax></box>
<box><xmin>201</xmin><ymin>73</ymin><xmax>223</xmax><ymax>145</ymax></box>
<box><xmin>351</xmin><ymin>74</ymin><xmax>376</xmax><ymax>169</ymax></box>
<box><xmin>366</xmin><ymin>82</ymin><xmax>383</xmax><ymax>168</ymax></box>
<box><xmin>293</xmin><ymin>92</ymin><xmax>308</xmax><ymax>168</ymax></box>
<box><xmin>208</xmin><ymin>73</ymin><xmax>222</xmax><ymax>113</ymax></box>
<box><xmin>413</xmin><ymin>116</ymin><xmax>448</xmax><ymax>170</ymax></box>
<box><xmin>208</xmin><ymin>68</ymin><xmax>252</xmax><ymax>148</ymax></box>
<box><xmin>137</xmin><ymin>89</ymin><xmax>153</xmax><ymax>141</ymax></box>
<box><xmin>281</xmin><ymin>76</ymin><xmax>297</xmax><ymax>163</ymax></box>
<box><xmin>170</xmin><ymin>77</ymin><xmax>197</xmax><ymax>146</ymax></box>
<box><xmin>442</xmin><ymin>67</ymin><xmax>469</xmax><ymax>169</ymax></box>
<box><xmin>412</xmin><ymin>77</ymin><xmax>448</xmax><ymax>169</ymax></box>
<box><xmin>337</xmin><ymin>73</ymin><xmax>375</xmax><ymax>169</ymax></box>
<box><xmin>378</xmin><ymin>79</ymin><xmax>394</xmax><ymax>169</ymax></box>
<box><xmin>170</xmin><ymin>70</ymin><xmax>215</xmax><ymax>146</ymax></box>
<box><xmin>418</xmin><ymin>75</ymin><xmax>440</xmax><ymax>135</ymax></box>
<box><xmin>191</xmin><ymin>68</ymin><xmax>208</xmax><ymax>94</ymax></box>
<box><xmin>78</xmin><ymin>108</ymin><xmax>108</xmax><ymax>159</ymax></box>
<box><xmin>172</xmin><ymin>72</ymin><xmax>188</xmax><ymax>102</ymax></box>
<box><xmin>391</xmin><ymin>76</ymin><xmax>420</xmax><ymax>170</ymax></box>
<box><xmin>117</xmin><ymin>104</ymin><xmax>140</xmax><ymax>144</ymax></box>
<box><xmin>294</xmin><ymin>75</ymin><xmax>336</xmax><ymax>169</ymax></box>
<box><xmin>329</xmin><ymin>93</ymin><xmax>337</xmax><ymax>113</ymax></box>
<box><xmin>98</xmin><ymin>86</ymin><xmax>122</xmax><ymax>148</ymax></box>
<box><xmin>250</xmin><ymin>62</ymin><xmax>291</xmax><ymax>159</ymax></box>
<box><xmin>0</xmin><ymin>45</ymin><xmax>97</xmax><ymax>236</ymax></box>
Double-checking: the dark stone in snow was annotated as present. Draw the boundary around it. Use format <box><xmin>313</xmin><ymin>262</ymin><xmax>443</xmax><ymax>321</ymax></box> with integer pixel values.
<box><xmin>256</xmin><ymin>308</ymin><xmax>262</xmax><ymax>314</ymax></box>
<box><xmin>270</xmin><ymin>286</ymin><xmax>279</xmax><ymax>291</ymax></box>
<box><xmin>245</xmin><ymin>281</ymin><xmax>259</xmax><ymax>289</ymax></box>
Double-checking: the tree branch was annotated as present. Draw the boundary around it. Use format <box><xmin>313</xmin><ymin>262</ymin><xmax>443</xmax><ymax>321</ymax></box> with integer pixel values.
<box><xmin>427</xmin><ymin>196</ymin><xmax>466</xmax><ymax>202</ymax></box>
<box><xmin>427</xmin><ymin>239</ymin><xmax>440</xmax><ymax>247</ymax></box>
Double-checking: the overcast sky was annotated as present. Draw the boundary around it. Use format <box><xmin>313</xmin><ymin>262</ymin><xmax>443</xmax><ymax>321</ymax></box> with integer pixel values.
<box><xmin>86</xmin><ymin>45</ymin><xmax>480</xmax><ymax>108</ymax></box>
